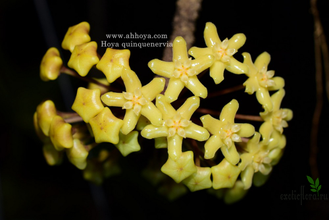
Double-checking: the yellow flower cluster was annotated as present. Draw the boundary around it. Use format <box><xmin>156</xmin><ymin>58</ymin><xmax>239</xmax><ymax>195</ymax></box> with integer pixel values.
<box><xmin>35</xmin><ymin>21</ymin><xmax>293</xmax><ymax>202</ymax></box>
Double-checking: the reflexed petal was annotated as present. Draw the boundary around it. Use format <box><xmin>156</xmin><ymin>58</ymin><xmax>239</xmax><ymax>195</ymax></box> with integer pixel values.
<box><xmin>204</xmin><ymin>22</ymin><xmax>221</xmax><ymax>47</ymax></box>
<box><xmin>148</xmin><ymin>59</ymin><xmax>174</xmax><ymax>78</ymax></box>
<box><xmin>101</xmin><ymin>92</ymin><xmax>126</xmax><ymax>107</ymax></box>
<box><xmin>177</xmin><ymin>96</ymin><xmax>200</xmax><ymax>120</ymax></box>
<box><xmin>191</xmin><ymin>55</ymin><xmax>214</xmax><ymax>74</ymax></box>
<box><xmin>141</xmin><ymin>124</ymin><xmax>168</xmax><ymax>139</ymax></box>
<box><xmin>271</xmin><ymin>89</ymin><xmax>285</xmax><ymax>111</ymax></box>
<box><xmin>164</xmin><ymin>78</ymin><xmax>185</xmax><ymax>103</ymax></box>
<box><xmin>121</xmin><ymin>69</ymin><xmax>142</xmax><ymax>93</ymax></box>
<box><xmin>155</xmin><ymin>94</ymin><xmax>176</xmax><ymax>120</ymax></box>
<box><xmin>226</xmin><ymin>57</ymin><xmax>249</xmax><ymax>74</ymax></box>
<box><xmin>256</xmin><ymin>87</ymin><xmax>273</xmax><ymax>112</ymax></box>
<box><xmin>121</xmin><ymin>108</ymin><xmax>141</xmax><ymax>135</ymax></box>
<box><xmin>185</xmin><ymin>76</ymin><xmax>208</xmax><ymax>98</ymax></box>
<box><xmin>219</xmin><ymin>99</ymin><xmax>239</xmax><ymax>124</ymax></box>
<box><xmin>204</xmin><ymin>134</ymin><xmax>222</xmax><ymax>159</ymax></box>
<box><xmin>185</xmin><ymin>123</ymin><xmax>210</xmax><ymax>141</ymax></box>
<box><xmin>172</xmin><ymin>36</ymin><xmax>188</xmax><ymax>62</ymax></box>
<box><xmin>236</xmin><ymin>123</ymin><xmax>255</xmax><ymax>138</ymax></box>
<box><xmin>167</xmin><ymin>135</ymin><xmax>183</xmax><ymax>161</ymax></box>
<box><xmin>228</xmin><ymin>33</ymin><xmax>246</xmax><ymax>50</ymax></box>
<box><xmin>254</xmin><ymin>52</ymin><xmax>271</xmax><ymax>70</ymax></box>
<box><xmin>188</xmin><ymin>47</ymin><xmax>212</xmax><ymax>58</ymax></box>
<box><xmin>210</xmin><ymin>61</ymin><xmax>226</xmax><ymax>84</ymax></box>
<box><xmin>140</xmin><ymin>101</ymin><xmax>163</xmax><ymax>126</ymax></box>
<box><xmin>200</xmin><ymin>114</ymin><xmax>222</xmax><ymax>135</ymax></box>
<box><xmin>221</xmin><ymin>143</ymin><xmax>240</xmax><ymax>165</ymax></box>
<box><xmin>242</xmin><ymin>52</ymin><xmax>257</xmax><ymax>77</ymax></box>
<box><xmin>259</xmin><ymin>121</ymin><xmax>274</xmax><ymax>144</ymax></box>
<box><xmin>269</xmin><ymin>77</ymin><xmax>285</xmax><ymax>91</ymax></box>
<box><xmin>141</xmin><ymin>77</ymin><xmax>165</xmax><ymax>101</ymax></box>
<box><xmin>240</xmin><ymin>165</ymin><xmax>254</xmax><ymax>189</ymax></box>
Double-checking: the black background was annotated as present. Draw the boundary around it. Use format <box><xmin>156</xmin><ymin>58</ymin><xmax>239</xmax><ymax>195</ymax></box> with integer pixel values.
<box><xmin>0</xmin><ymin>0</ymin><xmax>328</xmax><ymax>219</ymax></box>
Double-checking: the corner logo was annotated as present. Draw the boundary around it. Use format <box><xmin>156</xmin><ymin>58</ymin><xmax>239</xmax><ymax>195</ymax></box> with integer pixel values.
<box><xmin>307</xmin><ymin>175</ymin><xmax>321</xmax><ymax>196</ymax></box>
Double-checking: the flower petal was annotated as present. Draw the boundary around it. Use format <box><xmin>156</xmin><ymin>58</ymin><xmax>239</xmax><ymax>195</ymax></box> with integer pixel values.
<box><xmin>188</xmin><ymin>47</ymin><xmax>212</xmax><ymax>58</ymax></box>
<box><xmin>204</xmin><ymin>134</ymin><xmax>222</xmax><ymax>159</ymax></box>
<box><xmin>155</xmin><ymin>94</ymin><xmax>176</xmax><ymax>120</ymax></box>
<box><xmin>254</xmin><ymin>52</ymin><xmax>271</xmax><ymax>70</ymax></box>
<box><xmin>200</xmin><ymin>114</ymin><xmax>222</xmax><ymax>135</ymax></box>
<box><xmin>101</xmin><ymin>92</ymin><xmax>126</xmax><ymax>107</ymax></box>
<box><xmin>236</xmin><ymin>123</ymin><xmax>255</xmax><ymax>138</ymax></box>
<box><xmin>226</xmin><ymin>57</ymin><xmax>249</xmax><ymax>74</ymax></box>
<box><xmin>221</xmin><ymin>144</ymin><xmax>240</xmax><ymax>165</ymax></box>
<box><xmin>164</xmin><ymin>78</ymin><xmax>185</xmax><ymax>103</ymax></box>
<box><xmin>228</xmin><ymin>33</ymin><xmax>246</xmax><ymax>50</ymax></box>
<box><xmin>141</xmin><ymin>77</ymin><xmax>165</xmax><ymax>101</ymax></box>
<box><xmin>210</xmin><ymin>61</ymin><xmax>226</xmax><ymax>84</ymax></box>
<box><xmin>219</xmin><ymin>99</ymin><xmax>239</xmax><ymax>124</ymax></box>
<box><xmin>148</xmin><ymin>59</ymin><xmax>174</xmax><ymax>78</ymax></box>
<box><xmin>140</xmin><ymin>101</ymin><xmax>163</xmax><ymax>126</ymax></box>
<box><xmin>185</xmin><ymin>123</ymin><xmax>210</xmax><ymax>141</ymax></box>
<box><xmin>177</xmin><ymin>96</ymin><xmax>200</xmax><ymax>120</ymax></box>
<box><xmin>121</xmin><ymin>69</ymin><xmax>142</xmax><ymax>93</ymax></box>
<box><xmin>204</xmin><ymin>22</ymin><xmax>221</xmax><ymax>48</ymax></box>
<box><xmin>141</xmin><ymin>124</ymin><xmax>168</xmax><ymax>139</ymax></box>
<box><xmin>256</xmin><ymin>87</ymin><xmax>273</xmax><ymax>112</ymax></box>
<box><xmin>185</xmin><ymin>76</ymin><xmax>208</xmax><ymax>98</ymax></box>
<box><xmin>190</xmin><ymin>54</ymin><xmax>214</xmax><ymax>74</ymax></box>
<box><xmin>240</xmin><ymin>165</ymin><xmax>254</xmax><ymax>189</ymax></box>
<box><xmin>167</xmin><ymin>135</ymin><xmax>183</xmax><ymax>161</ymax></box>
<box><xmin>172</xmin><ymin>36</ymin><xmax>188</xmax><ymax>62</ymax></box>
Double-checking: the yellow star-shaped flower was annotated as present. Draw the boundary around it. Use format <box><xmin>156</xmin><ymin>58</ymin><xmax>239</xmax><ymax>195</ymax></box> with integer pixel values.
<box><xmin>101</xmin><ymin>69</ymin><xmax>164</xmax><ymax>135</ymax></box>
<box><xmin>259</xmin><ymin>89</ymin><xmax>293</xmax><ymax>136</ymax></box>
<box><xmin>141</xmin><ymin>95</ymin><xmax>209</xmax><ymax>161</ymax></box>
<box><xmin>49</xmin><ymin>115</ymin><xmax>73</xmax><ymax>150</ymax></box>
<box><xmin>183</xmin><ymin>166</ymin><xmax>212</xmax><ymax>192</ymax></box>
<box><xmin>89</xmin><ymin>107</ymin><xmax>123</xmax><ymax>144</ymax></box>
<box><xmin>36</xmin><ymin>100</ymin><xmax>57</xmax><ymax>136</ymax></box>
<box><xmin>211</xmin><ymin>158</ymin><xmax>241</xmax><ymax>189</ymax></box>
<box><xmin>40</xmin><ymin>47</ymin><xmax>63</xmax><ymax>81</ymax></box>
<box><xmin>161</xmin><ymin>151</ymin><xmax>197</xmax><ymax>183</ymax></box>
<box><xmin>96</xmin><ymin>48</ymin><xmax>131</xmax><ymax>83</ymax></box>
<box><xmin>189</xmin><ymin>22</ymin><xmax>248</xmax><ymax>84</ymax></box>
<box><xmin>238</xmin><ymin>132</ymin><xmax>272</xmax><ymax>189</ymax></box>
<box><xmin>201</xmin><ymin>99</ymin><xmax>255</xmax><ymax>165</ymax></box>
<box><xmin>62</xmin><ymin>21</ymin><xmax>91</xmax><ymax>52</ymax></box>
<box><xmin>148</xmin><ymin>36</ymin><xmax>214</xmax><ymax>102</ymax></box>
<box><xmin>68</xmin><ymin>41</ymin><xmax>99</xmax><ymax>77</ymax></box>
<box><xmin>242</xmin><ymin>52</ymin><xmax>285</xmax><ymax>111</ymax></box>
<box><xmin>115</xmin><ymin>131</ymin><xmax>141</xmax><ymax>157</ymax></box>
<box><xmin>71</xmin><ymin>87</ymin><xmax>104</xmax><ymax>123</ymax></box>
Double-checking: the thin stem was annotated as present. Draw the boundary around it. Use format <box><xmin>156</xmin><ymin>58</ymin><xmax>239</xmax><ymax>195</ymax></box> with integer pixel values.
<box><xmin>207</xmin><ymin>85</ymin><xmax>245</xmax><ymax>99</ymax></box>
<box><xmin>60</xmin><ymin>66</ymin><xmax>112</xmax><ymax>91</ymax></box>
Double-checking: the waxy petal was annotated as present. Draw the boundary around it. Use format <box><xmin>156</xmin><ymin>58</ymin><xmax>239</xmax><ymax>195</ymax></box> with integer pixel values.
<box><xmin>228</xmin><ymin>33</ymin><xmax>246</xmax><ymax>50</ymax></box>
<box><xmin>254</xmin><ymin>52</ymin><xmax>271</xmax><ymax>70</ymax></box>
<box><xmin>209</xmin><ymin>60</ymin><xmax>226</xmax><ymax>84</ymax></box>
<box><xmin>167</xmin><ymin>135</ymin><xmax>183</xmax><ymax>161</ymax></box>
<box><xmin>177</xmin><ymin>96</ymin><xmax>200</xmax><ymax>120</ymax></box>
<box><xmin>140</xmin><ymin>101</ymin><xmax>163</xmax><ymax>126</ymax></box>
<box><xmin>240</xmin><ymin>165</ymin><xmax>254</xmax><ymax>189</ymax></box>
<box><xmin>185</xmin><ymin>123</ymin><xmax>210</xmax><ymax>141</ymax></box>
<box><xmin>164</xmin><ymin>78</ymin><xmax>185</xmax><ymax>103</ymax></box>
<box><xmin>172</xmin><ymin>36</ymin><xmax>189</xmax><ymax>62</ymax></box>
<box><xmin>221</xmin><ymin>143</ymin><xmax>240</xmax><ymax>165</ymax></box>
<box><xmin>204</xmin><ymin>134</ymin><xmax>222</xmax><ymax>159</ymax></box>
<box><xmin>101</xmin><ymin>92</ymin><xmax>126</xmax><ymax>107</ymax></box>
<box><xmin>141</xmin><ymin>124</ymin><xmax>168</xmax><ymax>139</ymax></box>
<box><xmin>122</xmin><ymin>109</ymin><xmax>140</xmax><ymax>135</ymax></box>
<box><xmin>121</xmin><ymin>69</ymin><xmax>142</xmax><ymax>93</ymax></box>
<box><xmin>185</xmin><ymin>76</ymin><xmax>208</xmax><ymax>99</ymax></box>
<box><xmin>204</xmin><ymin>22</ymin><xmax>221</xmax><ymax>47</ymax></box>
<box><xmin>156</xmin><ymin>94</ymin><xmax>177</xmax><ymax>119</ymax></box>
<box><xmin>226</xmin><ymin>57</ymin><xmax>248</xmax><ymax>74</ymax></box>
<box><xmin>219</xmin><ymin>99</ymin><xmax>239</xmax><ymax>124</ymax></box>
<box><xmin>148</xmin><ymin>59</ymin><xmax>174</xmax><ymax>78</ymax></box>
<box><xmin>141</xmin><ymin>77</ymin><xmax>165</xmax><ymax>101</ymax></box>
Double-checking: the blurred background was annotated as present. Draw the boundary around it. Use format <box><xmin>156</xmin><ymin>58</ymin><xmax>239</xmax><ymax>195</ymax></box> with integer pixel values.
<box><xmin>0</xmin><ymin>0</ymin><xmax>328</xmax><ymax>219</ymax></box>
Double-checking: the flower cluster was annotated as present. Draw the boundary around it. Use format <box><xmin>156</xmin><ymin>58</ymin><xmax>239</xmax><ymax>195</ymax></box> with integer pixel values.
<box><xmin>35</xmin><ymin>21</ymin><xmax>292</xmax><ymax>203</ymax></box>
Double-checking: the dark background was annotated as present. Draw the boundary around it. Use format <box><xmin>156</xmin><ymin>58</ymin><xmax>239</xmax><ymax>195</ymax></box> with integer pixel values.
<box><xmin>0</xmin><ymin>0</ymin><xmax>328</xmax><ymax>219</ymax></box>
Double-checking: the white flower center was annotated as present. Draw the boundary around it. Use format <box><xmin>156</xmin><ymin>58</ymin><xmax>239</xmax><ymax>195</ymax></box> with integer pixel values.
<box><xmin>212</xmin><ymin>38</ymin><xmax>236</xmax><ymax>63</ymax></box>
<box><xmin>252</xmin><ymin>151</ymin><xmax>272</xmax><ymax>173</ymax></box>
<box><xmin>219</xmin><ymin>123</ymin><xmax>241</xmax><ymax>147</ymax></box>
<box><xmin>272</xmin><ymin>109</ymin><xmax>289</xmax><ymax>133</ymax></box>
<box><xmin>164</xmin><ymin>113</ymin><xmax>191</xmax><ymax>138</ymax></box>
<box><xmin>257</xmin><ymin>66</ymin><xmax>275</xmax><ymax>88</ymax></box>
<box><xmin>172</xmin><ymin>59</ymin><xmax>196</xmax><ymax>84</ymax></box>
<box><xmin>122</xmin><ymin>88</ymin><xmax>147</xmax><ymax>115</ymax></box>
